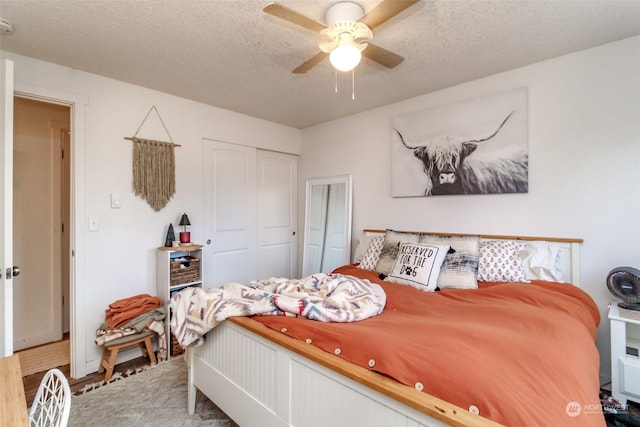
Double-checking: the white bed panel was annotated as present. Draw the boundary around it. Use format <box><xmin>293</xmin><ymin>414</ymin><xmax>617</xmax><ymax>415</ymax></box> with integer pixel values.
<box><xmin>289</xmin><ymin>359</ymin><xmax>438</xmax><ymax>427</ymax></box>
<box><xmin>188</xmin><ymin>320</ymin><xmax>454</xmax><ymax>427</ymax></box>
<box><xmin>188</xmin><ymin>320</ymin><xmax>285</xmax><ymax>426</ymax></box>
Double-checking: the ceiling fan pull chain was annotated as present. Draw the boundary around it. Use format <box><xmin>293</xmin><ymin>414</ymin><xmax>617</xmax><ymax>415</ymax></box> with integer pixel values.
<box><xmin>352</xmin><ymin>69</ymin><xmax>356</xmax><ymax>100</ymax></box>
<box><xmin>335</xmin><ymin>68</ymin><xmax>338</xmax><ymax>94</ymax></box>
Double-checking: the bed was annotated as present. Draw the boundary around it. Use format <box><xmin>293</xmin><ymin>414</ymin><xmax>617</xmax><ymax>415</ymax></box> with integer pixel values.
<box><xmin>178</xmin><ymin>230</ymin><xmax>604</xmax><ymax>427</ymax></box>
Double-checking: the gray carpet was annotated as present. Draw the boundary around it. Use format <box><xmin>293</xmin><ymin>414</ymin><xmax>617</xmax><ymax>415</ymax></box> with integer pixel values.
<box><xmin>69</xmin><ymin>356</ymin><xmax>238</xmax><ymax>426</ymax></box>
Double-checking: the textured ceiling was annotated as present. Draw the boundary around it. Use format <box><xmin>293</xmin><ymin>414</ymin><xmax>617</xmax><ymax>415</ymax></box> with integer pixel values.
<box><xmin>0</xmin><ymin>0</ymin><xmax>639</xmax><ymax>129</ymax></box>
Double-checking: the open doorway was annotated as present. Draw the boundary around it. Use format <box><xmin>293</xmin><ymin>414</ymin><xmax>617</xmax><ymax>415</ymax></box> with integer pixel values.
<box><xmin>13</xmin><ymin>96</ymin><xmax>71</xmax><ymax>373</ymax></box>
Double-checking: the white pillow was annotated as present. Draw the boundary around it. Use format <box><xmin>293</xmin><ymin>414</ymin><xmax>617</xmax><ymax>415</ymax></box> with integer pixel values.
<box><xmin>358</xmin><ymin>235</ymin><xmax>384</xmax><ymax>270</ymax></box>
<box><xmin>385</xmin><ymin>243</ymin><xmax>450</xmax><ymax>291</ymax></box>
<box><xmin>521</xmin><ymin>241</ymin><xmax>563</xmax><ymax>282</ymax></box>
<box><xmin>478</xmin><ymin>239</ymin><xmax>529</xmax><ymax>283</ymax></box>
<box><xmin>419</xmin><ymin>234</ymin><xmax>480</xmax><ymax>289</ymax></box>
<box><xmin>375</xmin><ymin>230</ymin><xmax>420</xmax><ymax>276</ymax></box>
<box><xmin>353</xmin><ymin>235</ymin><xmax>374</xmax><ymax>263</ymax></box>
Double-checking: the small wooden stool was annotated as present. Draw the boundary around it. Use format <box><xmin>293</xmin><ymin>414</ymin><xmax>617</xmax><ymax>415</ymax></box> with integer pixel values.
<box><xmin>98</xmin><ymin>330</ymin><xmax>157</xmax><ymax>382</ymax></box>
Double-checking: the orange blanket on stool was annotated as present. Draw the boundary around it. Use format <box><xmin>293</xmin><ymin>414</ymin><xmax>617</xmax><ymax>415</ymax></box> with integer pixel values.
<box><xmin>105</xmin><ymin>293</ymin><xmax>163</xmax><ymax>329</ymax></box>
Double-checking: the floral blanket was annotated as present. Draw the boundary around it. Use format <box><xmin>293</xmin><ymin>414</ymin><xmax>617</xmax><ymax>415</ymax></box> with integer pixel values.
<box><xmin>170</xmin><ymin>273</ymin><xmax>386</xmax><ymax>348</ymax></box>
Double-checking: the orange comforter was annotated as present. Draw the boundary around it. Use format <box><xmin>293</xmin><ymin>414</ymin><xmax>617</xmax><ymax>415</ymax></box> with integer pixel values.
<box><xmin>253</xmin><ymin>264</ymin><xmax>604</xmax><ymax>427</ymax></box>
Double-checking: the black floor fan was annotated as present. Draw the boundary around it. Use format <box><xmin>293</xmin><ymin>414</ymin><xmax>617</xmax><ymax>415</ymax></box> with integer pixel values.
<box><xmin>607</xmin><ymin>266</ymin><xmax>640</xmax><ymax>311</ymax></box>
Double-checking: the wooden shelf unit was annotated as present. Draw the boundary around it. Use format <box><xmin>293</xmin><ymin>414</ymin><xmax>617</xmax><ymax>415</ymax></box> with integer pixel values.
<box><xmin>157</xmin><ymin>244</ymin><xmax>203</xmax><ymax>358</ymax></box>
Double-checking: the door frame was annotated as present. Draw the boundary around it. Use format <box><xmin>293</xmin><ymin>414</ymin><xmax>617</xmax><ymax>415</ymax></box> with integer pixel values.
<box><xmin>15</xmin><ymin>83</ymin><xmax>89</xmax><ymax>378</ymax></box>
<box><xmin>12</xmin><ymin>101</ymin><xmax>68</xmax><ymax>350</ymax></box>
<box><xmin>1</xmin><ymin>59</ymin><xmax>15</xmax><ymax>357</ymax></box>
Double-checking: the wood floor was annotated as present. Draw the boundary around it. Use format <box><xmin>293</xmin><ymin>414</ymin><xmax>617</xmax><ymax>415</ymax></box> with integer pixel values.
<box><xmin>22</xmin><ymin>356</ymin><xmax>149</xmax><ymax>408</ymax></box>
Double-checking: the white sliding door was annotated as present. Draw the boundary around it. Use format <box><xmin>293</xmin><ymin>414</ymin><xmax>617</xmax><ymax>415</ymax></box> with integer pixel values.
<box><xmin>321</xmin><ymin>183</ymin><xmax>346</xmax><ymax>272</ymax></box>
<box><xmin>257</xmin><ymin>150</ymin><xmax>297</xmax><ymax>280</ymax></box>
<box><xmin>203</xmin><ymin>139</ymin><xmax>258</xmax><ymax>287</ymax></box>
<box><xmin>305</xmin><ymin>184</ymin><xmax>329</xmax><ymax>275</ymax></box>
<box><xmin>203</xmin><ymin>140</ymin><xmax>297</xmax><ymax>287</ymax></box>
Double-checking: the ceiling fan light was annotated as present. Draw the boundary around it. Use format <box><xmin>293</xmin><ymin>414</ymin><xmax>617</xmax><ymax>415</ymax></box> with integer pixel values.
<box><xmin>330</xmin><ymin>42</ymin><xmax>362</xmax><ymax>72</ymax></box>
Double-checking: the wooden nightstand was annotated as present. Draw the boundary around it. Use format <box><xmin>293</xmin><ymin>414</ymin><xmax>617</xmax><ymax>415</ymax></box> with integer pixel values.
<box><xmin>609</xmin><ymin>303</ymin><xmax>640</xmax><ymax>405</ymax></box>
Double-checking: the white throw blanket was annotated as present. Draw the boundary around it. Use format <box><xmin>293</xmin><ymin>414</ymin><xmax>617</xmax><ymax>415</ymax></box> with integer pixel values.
<box><xmin>170</xmin><ymin>273</ymin><xmax>386</xmax><ymax>348</ymax></box>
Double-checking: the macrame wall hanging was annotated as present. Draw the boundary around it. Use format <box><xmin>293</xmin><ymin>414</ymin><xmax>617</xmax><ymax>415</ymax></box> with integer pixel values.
<box><xmin>124</xmin><ymin>106</ymin><xmax>181</xmax><ymax>211</ymax></box>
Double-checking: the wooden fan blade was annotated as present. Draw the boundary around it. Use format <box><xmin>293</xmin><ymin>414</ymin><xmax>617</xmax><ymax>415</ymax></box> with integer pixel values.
<box><xmin>292</xmin><ymin>51</ymin><xmax>328</xmax><ymax>74</ymax></box>
<box><xmin>362</xmin><ymin>43</ymin><xmax>404</xmax><ymax>69</ymax></box>
<box><xmin>359</xmin><ymin>0</ymin><xmax>420</xmax><ymax>30</ymax></box>
<box><xmin>263</xmin><ymin>3</ymin><xmax>326</xmax><ymax>33</ymax></box>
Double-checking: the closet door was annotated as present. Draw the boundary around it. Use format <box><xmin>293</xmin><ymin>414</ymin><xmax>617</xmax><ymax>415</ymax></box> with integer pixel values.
<box><xmin>257</xmin><ymin>150</ymin><xmax>297</xmax><ymax>280</ymax></box>
<box><xmin>202</xmin><ymin>139</ymin><xmax>257</xmax><ymax>287</ymax></box>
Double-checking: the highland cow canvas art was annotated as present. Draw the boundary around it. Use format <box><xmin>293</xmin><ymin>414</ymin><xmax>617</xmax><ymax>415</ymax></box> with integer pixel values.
<box><xmin>391</xmin><ymin>88</ymin><xmax>528</xmax><ymax>197</ymax></box>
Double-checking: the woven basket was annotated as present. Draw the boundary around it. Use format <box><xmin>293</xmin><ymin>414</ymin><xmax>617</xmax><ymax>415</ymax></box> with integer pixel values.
<box><xmin>171</xmin><ymin>333</ymin><xmax>185</xmax><ymax>356</ymax></box>
<box><xmin>170</xmin><ymin>256</ymin><xmax>200</xmax><ymax>285</ymax></box>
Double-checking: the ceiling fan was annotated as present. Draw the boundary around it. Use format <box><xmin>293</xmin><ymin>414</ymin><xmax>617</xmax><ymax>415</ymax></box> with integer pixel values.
<box><xmin>263</xmin><ymin>0</ymin><xmax>420</xmax><ymax>74</ymax></box>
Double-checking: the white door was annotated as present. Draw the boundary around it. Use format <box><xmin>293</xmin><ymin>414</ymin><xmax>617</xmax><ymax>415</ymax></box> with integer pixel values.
<box><xmin>1</xmin><ymin>59</ymin><xmax>15</xmax><ymax>357</ymax></box>
<box><xmin>203</xmin><ymin>139</ymin><xmax>258</xmax><ymax>287</ymax></box>
<box><xmin>257</xmin><ymin>150</ymin><xmax>297</xmax><ymax>280</ymax></box>
<box><xmin>12</xmin><ymin>99</ymin><xmax>66</xmax><ymax>351</ymax></box>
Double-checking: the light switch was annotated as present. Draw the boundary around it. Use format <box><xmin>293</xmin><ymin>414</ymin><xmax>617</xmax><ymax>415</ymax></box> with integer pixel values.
<box><xmin>88</xmin><ymin>216</ymin><xmax>100</xmax><ymax>231</ymax></box>
<box><xmin>111</xmin><ymin>193</ymin><xmax>121</xmax><ymax>209</ymax></box>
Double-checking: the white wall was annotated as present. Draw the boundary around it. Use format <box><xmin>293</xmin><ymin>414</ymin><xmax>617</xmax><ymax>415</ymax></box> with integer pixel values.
<box><xmin>300</xmin><ymin>36</ymin><xmax>640</xmax><ymax>385</ymax></box>
<box><xmin>2</xmin><ymin>51</ymin><xmax>301</xmax><ymax>375</ymax></box>
<box><xmin>3</xmin><ymin>35</ymin><xmax>638</xmax><ymax>382</ymax></box>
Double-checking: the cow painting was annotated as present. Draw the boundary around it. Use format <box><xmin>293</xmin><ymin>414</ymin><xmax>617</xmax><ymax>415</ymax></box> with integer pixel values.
<box><xmin>395</xmin><ymin>111</ymin><xmax>528</xmax><ymax>196</ymax></box>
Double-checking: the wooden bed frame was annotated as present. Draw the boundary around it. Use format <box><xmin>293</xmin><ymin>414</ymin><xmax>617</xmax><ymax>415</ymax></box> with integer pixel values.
<box><xmin>186</xmin><ymin>231</ymin><xmax>583</xmax><ymax>426</ymax></box>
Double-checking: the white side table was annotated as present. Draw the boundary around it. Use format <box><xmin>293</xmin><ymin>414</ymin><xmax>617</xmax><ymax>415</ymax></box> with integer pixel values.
<box><xmin>609</xmin><ymin>303</ymin><xmax>640</xmax><ymax>405</ymax></box>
